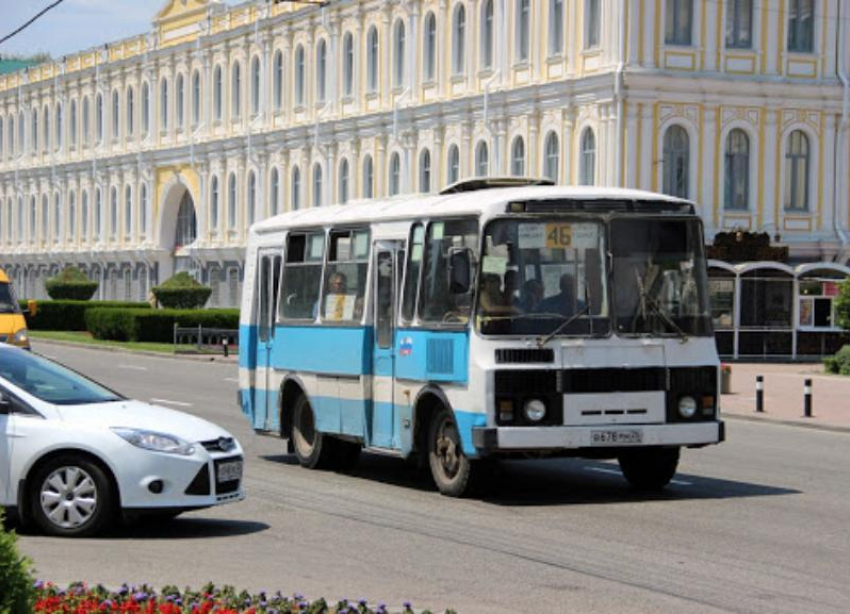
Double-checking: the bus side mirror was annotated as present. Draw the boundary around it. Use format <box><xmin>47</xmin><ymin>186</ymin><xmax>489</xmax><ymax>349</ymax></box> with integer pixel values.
<box><xmin>26</xmin><ymin>300</ymin><xmax>37</xmax><ymax>318</ymax></box>
<box><xmin>448</xmin><ymin>248</ymin><xmax>473</xmax><ymax>294</ymax></box>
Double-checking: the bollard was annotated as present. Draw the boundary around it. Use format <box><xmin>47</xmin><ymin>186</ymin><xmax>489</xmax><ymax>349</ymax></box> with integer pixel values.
<box><xmin>803</xmin><ymin>378</ymin><xmax>813</xmax><ymax>418</ymax></box>
<box><xmin>222</xmin><ymin>337</ymin><xmax>229</xmax><ymax>358</ymax></box>
<box><xmin>755</xmin><ymin>375</ymin><xmax>764</xmax><ymax>413</ymax></box>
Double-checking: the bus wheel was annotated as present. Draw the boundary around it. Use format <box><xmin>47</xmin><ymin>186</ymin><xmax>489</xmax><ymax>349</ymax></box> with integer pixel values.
<box><xmin>428</xmin><ymin>407</ymin><xmax>472</xmax><ymax>497</ymax></box>
<box><xmin>617</xmin><ymin>447</ymin><xmax>680</xmax><ymax>491</ymax></box>
<box><xmin>292</xmin><ymin>395</ymin><xmax>333</xmax><ymax>469</ymax></box>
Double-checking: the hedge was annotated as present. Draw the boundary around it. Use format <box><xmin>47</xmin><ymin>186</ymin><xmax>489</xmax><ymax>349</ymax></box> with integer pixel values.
<box><xmin>86</xmin><ymin>308</ymin><xmax>240</xmax><ymax>343</ymax></box>
<box><xmin>19</xmin><ymin>300</ymin><xmax>151</xmax><ymax>331</ymax></box>
<box><xmin>824</xmin><ymin>344</ymin><xmax>850</xmax><ymax>375</ymax></box>
<box><xmin>44</xmin><ymin>267</ymin><xmax>99</xmax><ymax>301</ymax></box>
<box><xmin>152</xmin><ymin>272</ymin><xmax>212</xmax><ymax>309</ymax></box>
<box><xmin>0</xmin><ymin>509</ymin><xmax>35</xmax><ymax>614</ymax></box>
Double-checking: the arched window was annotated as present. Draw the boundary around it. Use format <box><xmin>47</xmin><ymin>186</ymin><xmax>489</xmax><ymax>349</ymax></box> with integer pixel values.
<box><xmin>419</xmin><ymin>149</ymin><xmax>432</xmax><ymax>193</ymax></box>
<box><xmin>343</xmin><ymin>34</ymin><xmax>354</xmax><ymax>97</ymax></box>
<box><xmin>110</xmin><ymin>187</ymin><xmax>118</xmax><ymax>238</ymax></box>
<box><xmin>124</xmin><ymin>185</ymin><xmax>132</xmax><ymax>236</ymax></box>
<box><xmin>214</xmin><ymin>65</ymin><xmax>223</xmax><ymax>120</ymax></box>
<box><xmin>112</xmin><ymin>90</ymin><xmax>120</xmax><ymax>139</ymax></box>
<box><xmin>69</xmin><ymin>100</ymin><xmax>77</xmax><ymax>148</ymax></box>
<box><xmin>580</xmin><ymin>128</ymin><xmax>596</xmax><ymax>186</ymax></box>
<box><xmin>724</xmin><ymin>129</ymin><xmax>750</xmax><ymax>210</ymax></box>
<box><xmin>140</xmin><ymin>184</ymin><xmax>148</xmax><ymax>237</ymax></box>
<box><xmin>17</xmin><ymin>196</ymin><xmax>23</xmax><ymax>242</ymax></box>
<box><xmin>18</xmin><ymin>111</ymin><xmax>25</xmax><ymax>154</ymax></box>
<box><xmin>665</xmin><ymin>0</ymin><xmax>693</xmax><ymax>46</ymax></box>
<box><xmin>43</xmin><ymin>106</ymin><xmax>50</xmax><ymax>152</ymax></box>
<box><xmin>176</xmin><ymin>73</ymin><xmax>185</xmax><ymax>128</ymax></box>
<box><xmin>250</xmin><ymin>56</ymin><xmax>261</xmax><ymax>115</ymax></box>
<box><xmin>785</xmin><ymin>130</ymin><xmax>810</xmax><ymax>211</ymax></box>
<box><xmin>29</xmin><ymin>196</ymin><xmax>36</xmax><ymax>242</ymax></box>
<box><xmin>31</xmin><ymin>111</ymin><xmax>38</xmax><ymax>154</ymax></box>
<box><xmin>367</xmin><ymin>27</ymin><xmax>379</xmax><ymax>93</ymax></box>
<box><xmin>338</xmin><ymin>158</ymin><xmax>349</xmax><ymax>203</ymax></box>
<box><xmin>475</xmin><ymin>141</ymin><xmax>489</xmax><ymax>177</ymax></box>
<box><xmin>94</xmin><ymin>188</ymin><xmax>102</xmax><ymax>240</ymax></box>
<box><xmin>53</xmin><ymin>192</ymin><xmax>61</xmax><ymax>241</ymax></box>
<box><xmin>295</xmin><ymin>46</ymin><xmax>306</xmax><ymax>106</ymax></box>
<box><xmin>141</xmin><ymin>84</ymin><xmax>149</xmax><ymax>136</ymax></box>
<box><xmin>82</xmin><ymin>190</ymin><xmax>89</xmax><ymax>241</ymax></box>
<box><xmin>544</xmin><ymin>131</ymin><xmax>560</xmax><ymax>182</ymax></box>
<box><xmin>663</xmin><ymin>125</ymin><xmax>690</xmax><ymax>198</ymax></box>
<box><xmin>726</xmin><ymin>0</ymin><xmax>753</xmax><ymax>49</ymax></box>
<box><xmin>68</xmin><ymin>191</ymin><xmax>76</xmax><ymax>239</ymax></box>
<box><xmin>175</xmin><ymin>191</ymin><xmax>197</xmax><ymax>249</ymax></box>
<box><xmin>549</xmin><ymin>0</ymin><xmax>564</xmax><ymax>57</ymax></box>
<box><xmin>192</xmin><ymin>70</ymin><xmax>201</xmax><ymax>126</ymax></box>
<box><xmin>291</xmin><ymin>166</ymin><xmax>302</xmax><ymax>210</ymax></box>
<box><xmin>270</xmin><ymin>167</ymin><xmax>280</xmax><ymax>215</ymax></box>
<box><xmin>247</xmin><ymin>171</ymin><xmax>257</xmax><ymax>224</ymax></box>
<box><xmin>210</xmin><ymin>176</ymin><xmax>219</xmax><ymax>232</ymax></box>
<box><xmin>788</xmin><ymin>0</ymin><xmax>814</xmax><ymax>52</ymax></box>
<box><xmin>228</xmin><ymin>172</ymin><xmax>237</xmax><ymax>229</ymax></box>
<box><xmin>126</xmin><ymin>86</ymin><xmax>134</xmax><ymax>136</ymax></box>
<box><xmin>160</xmin><ymin>78</ymin><xmax>169</xmax><ymax>130</ymax></box>
<box><xmin>54</xmin><ymin>103</ymin><xmax>63</xmax><ymax>151</ymax></box>
<box><xmin>362</xmin><ymin>155</ymin><xmax>374</xmax><ymax>198</ymax></box>
<box><xmin>448</xmin><ymin>144</ymin><xmax>460</xmax><ymax>184</ymax></box>
<box><xmin>517</xmin><ymin>0</ymin><xmax>530</xmax><ymax>62</ymax></box>
<box><xmin>316</xmin><ymin>40</ymin><xmax>328</xmax><ymax>103</ymax></box>
<box><xmin>274</xmin><ymin>50</ymin><xmax>284</xmax><ymax>111</ymax></box>
<box><xmin>231</xmin><ymin>62</ymin><xmax>242</xmax><ymax>119</ymax></box>
<box><xmin>511</xmin><ymin>136</ymin><xmax>525</xmax><ymax>176</ymax></box>
<box><xmin>424</xmin><ymin>13</ymin><xmax>437</xmax><ymax>81</ymax></box>
<box><xmin>393</xmin><ymin>20</ymin><xmax>406</xmax><ymax>87</ymax></box>
<box><xmin>313</xmin><ymin>163</ymin><xmax>323</xmax><ymax>207</ymax></box>
<box><xmin>389</xmin><ymin>153</ymin><xmax>401</xmax><ymax>196</ymax></box>
<box><xmin>481</xmin><ymin>1</ymin><xmax>494</xmax><ymax>69</ymax></box>
<box><xmin>452</xmin><ymin>5</ymin><xmax>466</xmax><ymax>76</ymax></box>
<box><xmin>585</xmin><ymin>0</ymin><xmax>601</xmax><ymax>48</ymax></box>
<box><xmin>40</xmin><ymin>195</ymin><xmax>48</xmax><ymax>241</ymax></box>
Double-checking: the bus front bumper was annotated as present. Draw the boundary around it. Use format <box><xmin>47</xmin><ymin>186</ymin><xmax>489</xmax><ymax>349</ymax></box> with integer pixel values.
<box><xmin>472</xmin><ymin>421</ymin><xmax>724</xmax><ymax>453</ymax></box>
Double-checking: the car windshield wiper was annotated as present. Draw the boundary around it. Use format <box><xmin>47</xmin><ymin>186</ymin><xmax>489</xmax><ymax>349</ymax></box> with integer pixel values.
<box><xmin>536</xmin><ymin>304</ymin><xmax>591</xmax><ymax>348</ymax></box>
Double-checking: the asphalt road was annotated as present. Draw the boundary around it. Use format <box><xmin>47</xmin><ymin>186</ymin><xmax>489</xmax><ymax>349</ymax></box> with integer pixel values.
<box><xmin>13</xmin><ymin>342</ymin><xmax>850</xmax><ymax>614</ymax></box>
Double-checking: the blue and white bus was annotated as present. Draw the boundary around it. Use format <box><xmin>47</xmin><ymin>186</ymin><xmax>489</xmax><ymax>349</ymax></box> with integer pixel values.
<box><xmin>239</xmin><ymin>179</ymin><xmax>724</xmax><ymax>496</ymax></box>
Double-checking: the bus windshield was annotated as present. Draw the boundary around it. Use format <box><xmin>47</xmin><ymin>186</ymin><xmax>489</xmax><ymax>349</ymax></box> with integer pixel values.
<box><xmin>476</xmin><ymin>218</ymin><xmax>608</xmax><ymax>336</ymax></box>
<box><xmin>611</xmin><ymin>217</ymin><xmax>712</xmax><ymax>337</ymax></box>
<box><xmin>0</xmin><ymin>283</ymin><xmax>19</xmax><ymax>314</ymax></box>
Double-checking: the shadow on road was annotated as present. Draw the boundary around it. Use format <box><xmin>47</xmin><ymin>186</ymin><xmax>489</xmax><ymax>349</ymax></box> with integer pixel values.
<box><xmin>108</xmin><ymin>517</ymin><xmax>270</xmax><ymax>539</ymax></box>
<box><xmin>261</xmin><ymin>453</ymin><xmax>800</xmax><ymax>507</ymax></box>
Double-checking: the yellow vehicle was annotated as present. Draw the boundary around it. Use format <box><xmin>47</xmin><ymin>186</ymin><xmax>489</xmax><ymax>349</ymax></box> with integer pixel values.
<box><xmin>0</xmin><ymin>268</ymin><xmax>34</xmax><ymax>350</ymax></box>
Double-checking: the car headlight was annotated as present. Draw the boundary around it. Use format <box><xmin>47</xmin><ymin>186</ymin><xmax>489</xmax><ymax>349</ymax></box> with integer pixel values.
<box><xmin>112</xmin><ymin>428</ymin><xmax>196</xmax><ymax>456</ymax></box>
<box><xmin>678</xmin><ymin>396</ymin><xmax>698</xmax><ymax>419</ymax></box>
<box><xmin>11</xmin><ymin>328</ymin><xmax>30</xmax><ymax>347</ymax></box>
<box><xmin>523</xmin><ymin>399</ymin><xmax>547</xmax><ymax>422</ymax></box>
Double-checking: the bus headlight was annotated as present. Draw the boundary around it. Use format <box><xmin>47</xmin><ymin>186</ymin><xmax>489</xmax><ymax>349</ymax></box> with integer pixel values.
<box><xmin>11</xmin><ymin>329</ymin><xmax>30</xmax><ymax>348</ymax></box>
<box><xmin>678</xmin><ymin>396</ymin><xmax>698</xmax><ymax>419</ymax></box>
<box><xmin>523</xmin><ymin>399</ymin><xmax>547</xmax><ymax>422</ymax></box>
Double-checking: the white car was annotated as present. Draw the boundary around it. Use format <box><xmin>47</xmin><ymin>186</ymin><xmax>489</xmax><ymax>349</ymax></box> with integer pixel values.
<box><xmin>0</xmin><ymin>344</ymin><xmax>244</xmax><ymax>537</ymax></box>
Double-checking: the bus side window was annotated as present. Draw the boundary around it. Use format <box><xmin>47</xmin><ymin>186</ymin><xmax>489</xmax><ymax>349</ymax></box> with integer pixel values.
<box><xmin>321</xmin><ymin>229</ymin><xmax>370</xmax><ymax>323</ymax></box>
<box><xmin>419</xmin><ymin>219</ymin><xmax>478</xmax><ymax>325</ymax></box>
<box><xmin>401</xmin><ymin>223</ymin><xmax>424</xmax><ymax>325</ymax></box>
<box><xmin>281</xmin><ymin>232</ymin><xmax>325</xmax><ymax>320</ymax></box>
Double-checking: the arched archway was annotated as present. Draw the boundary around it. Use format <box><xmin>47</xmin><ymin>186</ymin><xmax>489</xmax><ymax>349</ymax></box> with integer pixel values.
<box><xmin>158</xmin><ymin>178</ymin><xmax>199</xmax><ymax>279</ymax></box>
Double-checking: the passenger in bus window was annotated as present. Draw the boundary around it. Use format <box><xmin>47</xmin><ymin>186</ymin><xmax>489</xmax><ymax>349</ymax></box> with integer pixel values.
<box><xmin>538</xmin><ymin>273</ymin><xmax>583</xmax><ymax>316</ymax></box>
<box><xmin>518</xmin><ymin>278</ymin><xmax>544</xmax><ymax>313</ymax></box>
<box><xmin>479</xmin><ymin>273</ymin><xmax>519</xmax><ymax>316</ymax></box>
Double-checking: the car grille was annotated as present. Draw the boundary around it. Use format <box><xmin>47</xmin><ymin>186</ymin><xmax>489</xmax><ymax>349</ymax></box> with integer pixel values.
<box><xmin>200</xmin><ymin>437</ymin><xmax>237</xmax><ymax>453</ymax></box>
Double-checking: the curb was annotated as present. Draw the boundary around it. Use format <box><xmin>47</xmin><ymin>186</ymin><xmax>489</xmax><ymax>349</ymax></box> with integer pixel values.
<box><xmin>30</xmin><ymin>337</ymin><xmax>239</xmax><ymax>364</ymax></box>
<box><xmin>723</xmin><ymin>412</ymin><xmax>850</xmax><ymax>434</ymax></box>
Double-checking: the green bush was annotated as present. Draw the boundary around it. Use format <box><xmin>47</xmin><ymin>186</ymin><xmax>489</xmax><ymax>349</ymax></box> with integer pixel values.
<box><xmin>834</xmin><ymin>278</ymin><xmax>850</xmax><ymax>330</ymax></box>
<box><xmin>44</xmin><ymin>267</ymin><xmax>98</xmax><ymax>301</ymax></box>
<box><xmin>86</xmin><ymin>307</ymin><xmax>240</xmax><ymax>343</ymax></box>
<box><xmin>824</xmin><ymin>344</ymin><xmax>850</xmax><ymax>375</ymax></box>
<box><xmin>152</xmin><ymin>272</ymin><xmax>212</xmax><ymax>310</ymax></box>
<box><xmin>0</xmin><ymin>509</ymin><xmax>35</xmax><ymax>614</ymax></box>
<box><xmin>19</xmin><ymin>300</ymin><xmax>150</xmax><ymax>331</ymax></box>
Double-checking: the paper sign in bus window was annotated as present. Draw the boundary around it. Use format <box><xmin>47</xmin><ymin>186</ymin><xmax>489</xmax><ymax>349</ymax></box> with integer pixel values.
<box><xmin>324</xmin><ymin>293</ymin><xmax>357</xmax><ymax>321</ymax></box>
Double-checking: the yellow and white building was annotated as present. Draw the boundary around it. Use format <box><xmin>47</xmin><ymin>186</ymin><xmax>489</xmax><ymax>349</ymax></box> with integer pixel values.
<box><xmin>1</xmin><ymin>0</ymin><xmax>849</xmax><ymax>308</ymax></box>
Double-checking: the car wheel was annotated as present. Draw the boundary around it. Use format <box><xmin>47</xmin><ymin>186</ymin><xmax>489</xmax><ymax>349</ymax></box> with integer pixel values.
<box><xmin>618</xmin><ymin>447</ymin><xmax>680</xmax><ymax>491</ymax></box>
<box><xmin>428</xmin><ymin>407</ymin><xmax>473</xmax><ymax>497</ymax></box>
<box><xmin>29</xmin><ymin>455</ymin><xmax>115</xmax><ymax>537</ymax></box>
<box><xmin>291</xmin><ymin>394</ymin><xmax>334</xmax><ymax>469</ymax></box>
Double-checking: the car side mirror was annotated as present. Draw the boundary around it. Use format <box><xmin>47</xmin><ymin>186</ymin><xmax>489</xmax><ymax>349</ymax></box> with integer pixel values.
<box><xmin>27</xmin><ymin>299</ymin><xmax>38</xmax><ymax>318</ymax></box>
<box><xmin>0</xmin><ymin>392</ymin><xmax>11</xmax><ymax>415</ymax></box>
<box><xmin>448</xmin><ymin>248</ymin><xmax>473</xmax><ymax>294</ymax></box>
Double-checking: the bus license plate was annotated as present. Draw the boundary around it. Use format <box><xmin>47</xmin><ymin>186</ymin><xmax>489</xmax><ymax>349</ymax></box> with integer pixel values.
<box><xmin>591</xmin><ymin>429</ymin><xmax>643</xmax><ymax>445</ymax></box>
<box><xmin>217</xmin><ymin>460</ymin><xmax>243</xmax><ymax>483</ymax></box>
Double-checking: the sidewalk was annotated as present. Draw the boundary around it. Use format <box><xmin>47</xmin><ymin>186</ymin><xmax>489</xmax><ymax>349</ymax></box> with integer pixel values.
<box><xmin>721</xmin><ymin>362</ymin><xmax>850</xmax><ymax>432</ymax></box>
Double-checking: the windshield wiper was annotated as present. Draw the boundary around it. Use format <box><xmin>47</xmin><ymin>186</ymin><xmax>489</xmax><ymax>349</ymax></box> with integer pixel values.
<box><xmin>636</xmin><ymin>290</ymin><xmax>688</xmax><ymax>342</ymax></box>
<box><xmin>536</xmin><ymin>304</ymin><xmax>591</xmax><ymax>348</ymax></box>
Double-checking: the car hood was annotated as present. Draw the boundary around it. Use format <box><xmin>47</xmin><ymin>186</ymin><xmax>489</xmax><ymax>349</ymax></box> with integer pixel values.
<box><xmin>55</xmin><ymin>400</ymin><xmax>232</xmax><ymax>443</ymax></box>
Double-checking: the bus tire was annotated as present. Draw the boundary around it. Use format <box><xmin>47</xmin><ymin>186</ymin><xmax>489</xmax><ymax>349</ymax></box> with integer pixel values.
<box><xmin>291</xmin><ymin>394</ymin><xmax>334</xmax><ymax>469</ymax></box>
<box><xmin>428</xmin><ymin>407</ymin><xmax>472</xmax><ymax>497</ymax></box>
<box><xmin>617</xmin><ymin>447</ymin><xmax>680</xmax><ymax>491</ymax></box>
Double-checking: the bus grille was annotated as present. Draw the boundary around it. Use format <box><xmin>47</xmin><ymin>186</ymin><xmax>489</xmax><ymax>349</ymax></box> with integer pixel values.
<box><xmin>562</xmin><ymin>368</ymin><xmax>666</xmax><ymax>393</ymax></box>
<box><xmin>495</xmin><ymin>349</ymin><xmax>555</xmax><ymax>364</ymax></box>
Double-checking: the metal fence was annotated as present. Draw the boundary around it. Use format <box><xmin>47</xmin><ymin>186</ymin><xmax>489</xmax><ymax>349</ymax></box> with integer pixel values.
<box><xmin>173</xmin><ymin>324</ymin><xmax>238</xmax><ymax>356</ymax></box>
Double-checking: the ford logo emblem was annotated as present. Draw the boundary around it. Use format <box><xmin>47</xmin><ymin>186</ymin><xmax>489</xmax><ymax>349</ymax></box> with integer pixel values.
<box><xmin>218</xmin><ymin>437</ymin><xmax>234</xmax><ymax>452</ymax></box>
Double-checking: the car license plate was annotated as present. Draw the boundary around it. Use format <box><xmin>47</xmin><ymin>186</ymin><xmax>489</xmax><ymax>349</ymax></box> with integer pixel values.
<box><xmin>591</xmin><ymin>429</ymin><xmax>643</xmax><ymax>445</ymax></box>
<box><xmin>217</xmin><ymin>460</ymin><xmax>243</xmax><ymax>483</ymax></box>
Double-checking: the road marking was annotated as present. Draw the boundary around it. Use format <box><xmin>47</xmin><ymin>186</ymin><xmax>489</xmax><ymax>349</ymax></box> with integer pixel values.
<box><xmin>150</xmin><ymin>398</ymin><xmax>194</xmax><ymax>408</ymax></box>
<box><xmin>119</xmin><ymin>365</ymin><xmax>148</xmax><ymax>371</ymax></box>
<box><xmin>225</xmin><ymin>377</ymin><xmax>240</xmax><ymax>383</ymax></box>
<box><xmin>585</xmin><ymin>466</ymin><xmax>691</xmax><ymax>486</ymax></box>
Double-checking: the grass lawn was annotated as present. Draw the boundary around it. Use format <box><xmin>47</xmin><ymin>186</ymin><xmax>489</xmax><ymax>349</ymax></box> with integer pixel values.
<box><xmin>29</xmin><ymin>330</ymin><xmax>202</xmax><ymax>354</ymax></box>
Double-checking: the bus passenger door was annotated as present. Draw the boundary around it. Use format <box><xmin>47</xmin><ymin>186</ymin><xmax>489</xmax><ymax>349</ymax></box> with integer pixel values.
<box><xmin>256</xmin><ymin>250</ymin><xmax>282</xmax><ymax>431</ymax></box>
<box><xmin>371</xmin><ymin>242</ymin><xmax>402</xmax><ymax>448</ymax></box>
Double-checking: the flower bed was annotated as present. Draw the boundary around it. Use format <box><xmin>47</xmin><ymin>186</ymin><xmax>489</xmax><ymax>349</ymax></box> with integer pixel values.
<box><xmin>33</xmin><ymin>582</ymin><xmax>455</xmax><ymax>614</ymax></box>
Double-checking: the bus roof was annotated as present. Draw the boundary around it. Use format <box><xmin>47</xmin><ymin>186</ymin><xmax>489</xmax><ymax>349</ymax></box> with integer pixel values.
<box><xmin>250</xmin><ymin>185</ymin><xmax>694</xmax><ymax>235</ymax></box>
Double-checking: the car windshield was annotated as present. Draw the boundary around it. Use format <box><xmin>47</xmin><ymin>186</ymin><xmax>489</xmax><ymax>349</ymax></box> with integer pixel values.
<box><xmin>0</xmin><ymin>348</ymin><xmax>123</xmax><ymax>405</ymax></box>
<box><xmin>476</xmin><ymin>218</ymin><xmax>609</xmax><ymax>336</ymax></box>
<box><xmin>0</xmin><ymin>283</ymin><xmax>19</xmax><ymax>314</ymax></box>
<box><xmin>611</xmin><ymin>217</ymin><xmax>712</xmax><ymax>337</ymax></box>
